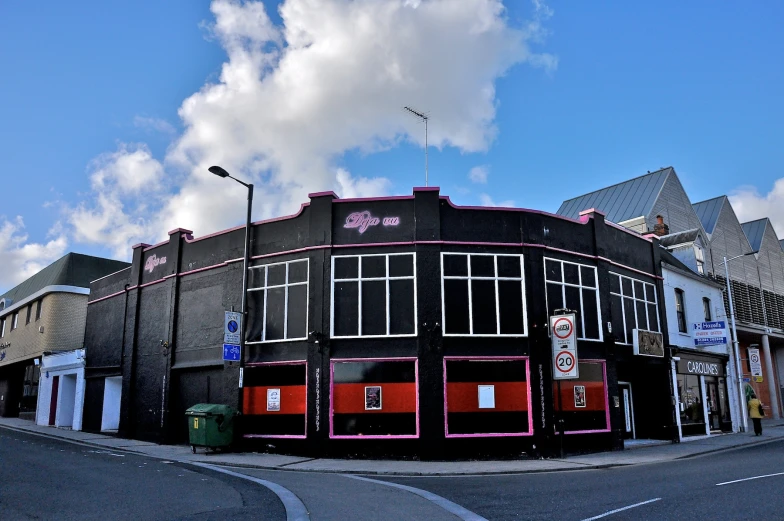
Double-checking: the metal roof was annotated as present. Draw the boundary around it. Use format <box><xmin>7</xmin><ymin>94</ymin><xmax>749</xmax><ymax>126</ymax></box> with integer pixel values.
<box><xmin>692</xmin><ymin>196</ymin><xmax>725</xmax><ymax>235</ymax></box>
<box><xmin>0</xmin><ymin>253</ymin><xmax>129</xmax><ymax>306</ymax></box>
<box><xmin>556</xmin><ymin>167</ymin><xmax>672</xmax><ymax>222</ymax></box>
<box><xmin>780</xmin><ymin>239</ymin><xmax>784</xmax><ymax>252</ymax></box>
<box><xmin>741</xmin><ymin>218</ymin><xmax>768</xmax><ymax>253</ymax></box>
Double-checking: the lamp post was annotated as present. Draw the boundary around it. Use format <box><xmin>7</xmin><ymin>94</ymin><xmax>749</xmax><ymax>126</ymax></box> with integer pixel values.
<box><xmin>209</xmin><ymin>166</ymin><xmax>253</xmax><ymax>414</ymax></box>
<box><xmin>722</xmin><ymin>252</ymin><xmax>757</xmax><ymax>433</ymax></box>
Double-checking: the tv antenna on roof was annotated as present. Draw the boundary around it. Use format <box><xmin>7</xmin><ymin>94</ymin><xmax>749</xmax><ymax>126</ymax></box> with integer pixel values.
<box><xmin>404</xmin><ymin>106</ymin><xmax>429</xmax><ymax>187</ymax></box>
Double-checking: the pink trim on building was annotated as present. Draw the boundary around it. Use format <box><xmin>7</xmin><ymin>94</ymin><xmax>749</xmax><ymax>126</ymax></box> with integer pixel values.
<box><xmin>242</xmin><ymin>360</ymin><xmax>308</xmax><ymax>440</ymax></box>
<box><xmin>329</xmin><ymin>357</ymin><xmax>420</xmax><ymax>440</ymax></box>
<box><xmin>442</xmin><ymin>356</ymin><xmax>533</xmax><ymax>438</ymax></box>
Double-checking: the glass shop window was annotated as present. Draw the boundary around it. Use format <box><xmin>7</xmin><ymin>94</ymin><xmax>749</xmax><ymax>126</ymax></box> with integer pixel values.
<box><xmin>552</xmin><ymin>361</ymin><xmax>609</xmax><ymax>433</ymax></box>
<box><xmin>246</xmin><ymin>259</ymin><xmax>309</xmax><ymax>342</ymax></box>
<box><xmin>544</xmin><ymin>258</ymin><xmax>601</xmax><ymax>341</ymax></box>
<box><xmin>441</xmin><ymin>253</ymin><xmax>527</xmax><ymax>336</ymax></box>
<box><xmin>331</xmin><ymin>253</ymin><xmax>416</xmax><ymax>338</ymax></box>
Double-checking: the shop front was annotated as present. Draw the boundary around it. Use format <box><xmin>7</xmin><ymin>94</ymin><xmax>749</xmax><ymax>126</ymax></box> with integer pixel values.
<box><xmin>674</xmin><ymin>352</ymin><xmax>731</xmax><ymax>438</ymax></box>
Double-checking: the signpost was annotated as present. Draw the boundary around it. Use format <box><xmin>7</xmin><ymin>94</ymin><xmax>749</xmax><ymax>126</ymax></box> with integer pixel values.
<box><xmin>551</xmin><ymin>312</ymin><xmax>578</xmax><ymax>459</ymax></box>
<box><xmin>551</xmin><ymin>314</ymin><xmax>579</xmax><ymax>379</ymax></box>
<box><xmin>692</xmin><ymin>321</ymin><xmax>728</xmax><ymax>347</ymax></box>
<box><xmin>223</xmin><ymin>311</ymin><xmax>242</xmax><ymax>363</ymax></box>
<box><xmin>749</xmin><ymin>348</ymin><xmax>763</xmax><ymax>383</ymax></box>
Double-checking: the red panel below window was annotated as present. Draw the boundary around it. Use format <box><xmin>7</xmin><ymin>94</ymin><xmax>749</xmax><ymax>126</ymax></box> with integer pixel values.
<box><xmin>243</xmin><ymin>385</ymin><xmax>306</xmax><ymax>415</ymax></box>
<box><xmin>332</xmin><ymin>382</ymin><xmax>417</xmax><ymax>414</ymax></box>
<box><xmin>552</xmin><ymin>381</ymin><xmax>605</xmax><ymax>412</ymax></box>
<box><xmin>446</xmin><ymin>382</ymin><xmax>529</xmax><ymax>413</ymax></box>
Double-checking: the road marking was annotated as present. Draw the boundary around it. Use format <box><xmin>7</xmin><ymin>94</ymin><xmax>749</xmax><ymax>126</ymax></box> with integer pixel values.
<box><xmin>346</xmin><ymin>475</ymin><xmax>488</xmax><ymax>521</ymax></box>
<box><xmin>580</xmin><ymin>498</ymin><xmax>661</xmax><ymax>521</ymax></box>
<box><xmin>189</xmin><ymin>462</ymin><xmax>310</xmax><ymax>521</ymax></box>
<box><xmin>716</xmin><ymin>472</ymin><xmax>784</xmax><ymax>486</ymax></box>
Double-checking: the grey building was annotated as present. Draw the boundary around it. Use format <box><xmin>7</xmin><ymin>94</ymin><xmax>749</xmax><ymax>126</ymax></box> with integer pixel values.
<box><xmin>0</xmin><ymin>253</ymin><xmax>129</xmax><ymax>420</ymax></box>
<box><xmin>558</xmin><ymin>167</ymin><xmax>784</xmax><ymax>424</ymax></box>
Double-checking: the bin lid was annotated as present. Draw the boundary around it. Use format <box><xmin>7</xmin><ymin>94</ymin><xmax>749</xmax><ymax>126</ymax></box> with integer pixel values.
<box><xmin>185</xmin><ymin>403</ymin><xmax>235</xmax><ymax>416</ymax></box>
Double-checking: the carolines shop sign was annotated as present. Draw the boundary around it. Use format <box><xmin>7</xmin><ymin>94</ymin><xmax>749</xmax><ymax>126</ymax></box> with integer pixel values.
<box><xmin>677</xmin><ymin>358</ymin><xmax>725</xmax><ymax>377</ymax></box>
<box><xmin>344</xmin><ymin>211</ymin><xmax>400</xmax><ymax>234</ymax></box>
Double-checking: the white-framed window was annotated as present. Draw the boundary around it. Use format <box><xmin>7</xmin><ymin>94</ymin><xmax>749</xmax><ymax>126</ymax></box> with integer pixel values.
<box><xmin>12</xmin><ymin>312</ymin><xmax>18</xmax><ymax>330</ymax></box>
<box><xmin>609</xmin><ymin>272</ymin><xmax>660</xmax><ymax>344</ymax></box>
<box><xmin>246</xmin><ymin>259</ymin><xmax>309</xmax><ymax>343</ymax></box>
<box><xmin>35</xmin><ymin>300</ymin><xmax>43</xmax><ymax>321</ymax></box>
<box><xmin>331</xmin><ymin>253</ymin><xmax>417</xmax><ymax>338</ymax></box>
<box><xmin>694</xmin><ymin>245</ymin><xmax>705</xmax><ymax>275</ymax></box>
<box><xmin>1</xmin><ymin>318</ymin><xmax>5</xmax><ymax>338</ymax></box>
<box><xmin>441</xmin><ymin>253</ymin><xmax>527</xmax><ymax>336</ymax></box>
<box><xmin>544</xmin><ymin>258</ymin><xmax>602</xmax><ymax>341</ymax></box>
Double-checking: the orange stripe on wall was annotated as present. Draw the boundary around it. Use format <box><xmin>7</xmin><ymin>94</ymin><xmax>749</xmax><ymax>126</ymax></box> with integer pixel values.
<box><xmin>552</xmin><ymin>381</ymin><xmax>605</xmax><ymax>412</ymax></box>
<box><xmin>243</xmin><ymin>385</ymin><xmax>306</xmax><ymax>415</ymax></box>
<box><xmin>332</xmin><ymin>382</ymin><xmax>417</xmax><ymax>414</ymax></box>
<box><xmin>446</xmin><ymin>382</ymin><xmax>529</xmax><ymax>413</ymax></box>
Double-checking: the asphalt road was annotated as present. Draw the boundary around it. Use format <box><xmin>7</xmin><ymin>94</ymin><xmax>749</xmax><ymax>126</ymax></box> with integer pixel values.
<box><xmin>0</xmin><ymin>430</ymin><xmax>285</xmax><ymax>520</ymax></box>
<box><xmin>2</xmin><ymin>427</ymin><xmax>783</xmax><ymax>521</ymax></box>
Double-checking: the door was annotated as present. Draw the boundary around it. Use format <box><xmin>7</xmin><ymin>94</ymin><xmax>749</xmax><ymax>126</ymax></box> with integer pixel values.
<box><xmin>618</xmin><ymin>382</ymin><xmax>635</xmax><ymax>439</ymax></box>
<box><xmin>49</xmin><ymin>376</ymin><xmax>59</xmax><ymax>426</ymax></box>
<box><xmin>706</xmin><ymin>378</ymin><xmax>721</xmax><ymax>432</ymax></box>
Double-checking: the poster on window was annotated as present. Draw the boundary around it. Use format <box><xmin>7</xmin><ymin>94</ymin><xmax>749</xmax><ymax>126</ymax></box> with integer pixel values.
<box><xmin>267</xmin><ymin>388</ymin><xmax>281</xmax><ymax>411</ymax></box>
<box><xmin>365</xmin><ymin>386</ymin><xmax>382</xmax><ymax>410</ymax></box>
<box><xmin>478</xmin><ymin>385</ymin><xmax>495</xmax><ymax>409</ymax></box>
<box><xmin>574</xmin><ymin>385</ymin><xmax>586</xmax><ymax>408</ymax></box>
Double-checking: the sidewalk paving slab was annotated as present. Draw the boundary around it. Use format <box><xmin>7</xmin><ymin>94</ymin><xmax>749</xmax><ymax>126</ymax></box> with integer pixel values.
<box><xmin>2</xmin><ymin>417</ymin><xmax>782</xmax><ymax>476</ymax></box>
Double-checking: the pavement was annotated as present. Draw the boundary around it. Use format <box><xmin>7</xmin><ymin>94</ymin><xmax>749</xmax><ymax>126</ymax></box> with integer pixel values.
<box><xmin>1</xmin><ymin>417</ymin><xmax>783</xmax><ymax>476</ymax></box>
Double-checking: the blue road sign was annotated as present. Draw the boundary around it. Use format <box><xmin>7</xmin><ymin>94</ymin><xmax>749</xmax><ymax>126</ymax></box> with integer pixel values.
<box><xmin>223</xmin><ymin>344</ymin><xmax>241</xmax><ymax>362</ymax></box>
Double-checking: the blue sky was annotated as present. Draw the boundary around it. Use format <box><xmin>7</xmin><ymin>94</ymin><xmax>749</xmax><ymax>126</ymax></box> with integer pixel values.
<box><xmin>1</xmin><ymin>0</ymin><xmax>782</xmax><ymax>292</ymax></box>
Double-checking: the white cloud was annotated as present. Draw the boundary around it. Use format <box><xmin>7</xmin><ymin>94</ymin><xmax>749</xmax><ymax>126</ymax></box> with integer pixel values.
<box><xmin>469</xmin><ymin>165</ymin><xmax>489</xmax><ymax>184</ymax></box>
<box><xmin>134</xmin><ymin>116</ymin><xmax>177</xmax><ymax>135</ymax></box>
<box><xmin>729</xmin><ymin>180</ymin><xmax>784</xmax><ymax>236</ymax></box>
<box><xmin>0</xmin><ymin>217</ymin><xmax>68</xmax><ymax>292</ymax></box>
<box><xmin>34</xmin><ymin>0</ymin><xmax>553</xmax><ymax>276</ymax></box>
<box><xmin>479</xmin><ymin>193</ymin><xmax>515</xmax><ymax>207</ymax></box>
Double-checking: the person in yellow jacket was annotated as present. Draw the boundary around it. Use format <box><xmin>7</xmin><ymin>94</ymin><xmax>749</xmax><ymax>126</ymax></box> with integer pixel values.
<box><xmin>748</xmin><ymin>393</ymin><xmax>764</xmax><ymax>436</ymax></box>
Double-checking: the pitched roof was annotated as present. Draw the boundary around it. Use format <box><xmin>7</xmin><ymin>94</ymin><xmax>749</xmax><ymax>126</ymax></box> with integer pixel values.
<box><xmin>692</xmin><ymin>196</ymin><xmax>725</xmax><ymax>235</ymax></box>
<box><xmin>557</xmin><ymin>167</ymin><xmax>672</xmax><ymax>222</ymax></box>
<box><xmin>780</xmin><ymin>239</ymin><xmax>784</xmax><ymax>252</ymax></box>
<box><xmin>657</xmin><ymin>228</ymin><xmax>701</xmax><ymax>248</ymax></box>
<box><xmin>741</xmin><ymin>218</ymin><xmax>768</xmax><ymax>252</ymax></box>
<box><xmin>0</xmin><ymin>253</ymin><xmax>129</xmax><ymax>306</ymax></box>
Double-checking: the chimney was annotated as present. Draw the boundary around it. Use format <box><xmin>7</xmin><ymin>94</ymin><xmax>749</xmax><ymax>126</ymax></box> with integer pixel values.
<box><xmin>653</xmin><ymin>215</ymin><xmax>669</xmax><ymax>237</ymax></box>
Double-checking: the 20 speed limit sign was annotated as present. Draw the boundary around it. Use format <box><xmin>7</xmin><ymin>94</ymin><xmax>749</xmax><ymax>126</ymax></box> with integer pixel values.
<box><xmin>551</xmin><ymin>314</ymin><xmax>579</xmax><ymax>379</ymax></box>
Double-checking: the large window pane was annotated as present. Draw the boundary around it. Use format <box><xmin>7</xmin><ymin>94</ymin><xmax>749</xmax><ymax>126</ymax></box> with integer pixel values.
<box><xmin>265</xmin><ymin>287</ymin><xmax>286</xmax><ymax>340</ymax></box>
<box><xmin>471</xmin><ymin>280</ymin><xmax>498</xmax><ymax>334</ymax></box>
<box><xmin>286</xmin><ymin>284</ymin><xmax>308</xmax><ymax>339</ymax></box>
<box><xmin>334</xmin><ymin>281</ymin><xmax>359</xmax><ymax>336</ymax></box>
<box><xmin>636</xmin><ymin>300</ymin><xmax>648</xmax><ymax>331</ymax></box>
<box><xmin>547</xmin><ymin>282</ymin><xmax>564</xmax><ymax>311</ymax></box>
<box><xmin>565</xmin><ymin>285</ymin><xmax>583</xmax><ymax>337</ymax></box>
<box><xmin>389</xmin><ymin>280</ymin><xmax>415</xmax><ymax>334</ymax></box>
<box><xmin>624</xmin><ymin>298</ymin><xmax>636</xmax><ymax>344</ymax></box>
<box><xmin>361</xmin><ymin>280</ymin><xmax>387</xmax><ymax>335</ymax></box>
<box><xmin>581</xmin><ymin>266</ymin><xmax>596</xmax><ymax>288</ymax></box>
<box><xmin>582</xmin><ymin>289</ymin><xmax>600</xmax><ymax>339</ymax></box>
<box><xmin>564</xmin><ymin>263</ymin><xmax>580</xmax><ymax>285</ymax></box>
<box><xmin>610</xmin><ymin>295</ymin><xmax>625</xmax><ymax>342</ymax></box>
<box><xmin>444</xmin><ymin>279</ymin><xmax>470</xmax><ymax>334</ymax></box>
<box><xmin>248</xmin><ymin>266</ymin><xmax>266</xmax><ymax>289</ymax></box>
<box><xmin>545</xmin><ymin>260</ymin><xmax>562</xmax><ymax>282</ymax></box>
<box><xmin>246</xmin><ymin>290</ymin><xmax>265</xmax><ymax>342</ymax></box>
<box><xmin>498</xmin><ymin>281</ymin><xmax>524</xmax><ymax>334</ymax></box>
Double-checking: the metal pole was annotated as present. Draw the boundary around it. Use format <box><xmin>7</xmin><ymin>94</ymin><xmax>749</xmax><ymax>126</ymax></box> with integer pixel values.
<box><xmin>424</xmin><ymin>118</ymin><xmax>428</xmax><ymax>187</ymax></box>
<box><xmin>724</xmin><ymin>256</ymin><xmax>747</xmax><ymax>432</ymax></box>
<box><xmin>238</xmin><ymin>183</ymin><xmax>253</xmax><ymax>415</ymax></box>
<box><xmin>557</xmin><ymin>380</ymin><xmax>564</xmax><ymax>458</ymax></box>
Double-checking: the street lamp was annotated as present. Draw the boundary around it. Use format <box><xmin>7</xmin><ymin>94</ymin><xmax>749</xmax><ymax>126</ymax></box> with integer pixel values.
<box><xmin>721</xmin><ymin>251</ymin><xmax>757</xmax><ymax>433</ymax></box>
<box><xmin>209</xmin><ymin>166</ymin><xmax>253</xmax><ymax>414</ymax></box>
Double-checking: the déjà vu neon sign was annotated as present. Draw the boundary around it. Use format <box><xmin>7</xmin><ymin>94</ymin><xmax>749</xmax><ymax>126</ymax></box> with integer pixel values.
<box><xmin>344</xmin><ymin>211</ymin><xmax>400</xmax><ymax>234</ymax></box>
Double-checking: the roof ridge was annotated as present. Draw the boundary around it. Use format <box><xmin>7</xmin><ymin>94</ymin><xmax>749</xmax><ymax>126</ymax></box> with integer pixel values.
<box><xmin>692</xmin><ymin>195</ymin><xmax>727</xmax><ymax>206</ymax></box>
<box><xmin>560</xmin><ymin>167</ymin><xmax>673</xmax><ymax>205</ymax></box>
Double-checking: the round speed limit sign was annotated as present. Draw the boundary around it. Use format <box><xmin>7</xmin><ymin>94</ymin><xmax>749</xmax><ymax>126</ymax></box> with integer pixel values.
<box><xmin>555</xmin><ymin>351</ymin><xmax>576</xmax><ymax>374</ymax></box>
<box><xmin>750</xmin><ymin>352</ymin><xmax>760</xmax><ymax>363</ymax></box>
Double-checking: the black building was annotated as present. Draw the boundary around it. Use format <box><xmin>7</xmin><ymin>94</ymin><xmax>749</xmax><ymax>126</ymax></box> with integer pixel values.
<box><xmin>82</xmin><ymin>188</ymin><xmax>674</xmax><ymax>457</ymax></box>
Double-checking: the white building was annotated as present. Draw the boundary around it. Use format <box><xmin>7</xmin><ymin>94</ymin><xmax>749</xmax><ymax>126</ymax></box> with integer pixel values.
<box><xmin>660</xmin><ymin>251</ymin><xmax>740</xmax><ymax>440</ymax></box>
<box><xmin>35</xmin><ymin>349</ymin><xmax>87</xmax><ymax>431</ymax></box>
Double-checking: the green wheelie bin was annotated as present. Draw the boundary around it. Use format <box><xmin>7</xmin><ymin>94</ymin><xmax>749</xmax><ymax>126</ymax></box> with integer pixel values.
<box><xmin>185</xmin><ymin>404</ymin><xmax>236</xmax><ymax>453</ymax></box>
